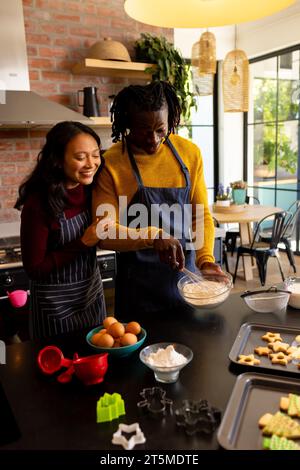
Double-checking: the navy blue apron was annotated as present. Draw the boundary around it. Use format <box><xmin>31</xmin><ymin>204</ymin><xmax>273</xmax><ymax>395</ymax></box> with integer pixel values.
<box><xmin>30</xmin><ymin>208</ymin><xmax>106</xmax><ymax>339</ymax></box>
<box><xmin>115</xmin><ymin>138</ymin><xmax>195</xmax><ymax>319</ymax></box>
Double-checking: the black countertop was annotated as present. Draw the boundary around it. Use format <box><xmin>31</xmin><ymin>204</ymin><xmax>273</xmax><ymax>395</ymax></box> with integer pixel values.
<box><xmin>0</xmin><ymin>293</ymin><xmax>300</xmax><ymax>454</ymax></box>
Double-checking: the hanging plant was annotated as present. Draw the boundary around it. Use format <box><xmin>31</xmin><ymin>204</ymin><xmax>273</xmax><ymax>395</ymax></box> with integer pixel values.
<box><xmin>135</xmin><ymin>33</ymin><xmax>196</xmax><ymax>120</ymax></box>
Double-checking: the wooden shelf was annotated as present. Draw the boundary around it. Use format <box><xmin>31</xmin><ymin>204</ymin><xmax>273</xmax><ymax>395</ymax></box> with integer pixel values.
<box><xmin>72</xmin><ymin>58</ymin><xmax>155</xmax><ymax>80</ymax></box>
<box><xmin>89</xmin><ymin>116</ymin><xmax>111</xmax><ymax>127</ymax></box>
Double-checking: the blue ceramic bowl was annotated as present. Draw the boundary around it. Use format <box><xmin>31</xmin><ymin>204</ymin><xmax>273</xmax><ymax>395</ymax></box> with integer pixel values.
<box><xmin>86</xmin><ymin>324</ymin><xmax>147</xmax><ymax>358</ymax></box>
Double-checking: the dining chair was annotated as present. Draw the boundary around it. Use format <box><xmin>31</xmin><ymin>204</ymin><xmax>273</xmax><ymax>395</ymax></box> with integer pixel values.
<box><xmin>259</xmin><ymin>200</ymin><xmax>300</xmax><ymax>274</ymax></box>
<box><xmin>225</xmin><ymin>195</ymin><xmax>260</xmax><ymax>256</ymax></box>
<box><xmin>213</xmin><ymin>217</ymin><xmax>229</xmax><ymax>272</ymax></box>
<box><xmin>233</xmin><ymin>211</ymin><xmax>287</xmax><ymax>286</ymax></box>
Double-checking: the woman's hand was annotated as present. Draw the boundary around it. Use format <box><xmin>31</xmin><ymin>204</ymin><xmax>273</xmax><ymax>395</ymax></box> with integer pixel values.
<box><xmin>200</xmin><ymin>262</ymin><xmax>230</xmax><ymax>282</ymax></box>
<box><xmin>81</xmin><ymin>217</ymin><xmax>113</xmax><ymax>247</ymax></box>
<box><xmin>153</xmin><ymin>234</ymin><xmax>185</xmax><ymax>270</ymax></box>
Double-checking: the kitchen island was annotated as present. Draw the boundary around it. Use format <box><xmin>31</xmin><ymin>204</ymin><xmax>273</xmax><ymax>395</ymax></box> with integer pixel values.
<box><xmin>0</xmin><ymin>292</ymin><xmax>299</xmax><ymax>455</ymax></box>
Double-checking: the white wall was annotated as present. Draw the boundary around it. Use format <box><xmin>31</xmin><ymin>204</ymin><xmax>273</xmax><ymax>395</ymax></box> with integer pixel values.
<box><xmin>174</xmin><ymin>0</ymin><xmax>300</xmax><ymax>191</ymax></box>
<box><xmin>238</xmin><ymin>0</ymin><xmax>300</xmax><ymax>58</ymax></box>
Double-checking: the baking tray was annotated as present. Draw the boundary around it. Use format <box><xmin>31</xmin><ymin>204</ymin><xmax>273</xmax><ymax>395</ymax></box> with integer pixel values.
<box><xmin>217</xmin><ymin>372</ymin><xmax>300</xmax><ymax>450</ymax></box>
<box><xmin>229</xmin><ymin>322</ymin><xmax>300</xmax><ymax>375</ymax></box>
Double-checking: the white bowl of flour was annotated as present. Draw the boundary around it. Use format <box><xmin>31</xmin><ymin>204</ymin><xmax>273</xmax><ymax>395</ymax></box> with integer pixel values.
<box><xmin>139</xmin><ymin>343</ymin><xmax>193</xmax><ymax>383</ymax></box>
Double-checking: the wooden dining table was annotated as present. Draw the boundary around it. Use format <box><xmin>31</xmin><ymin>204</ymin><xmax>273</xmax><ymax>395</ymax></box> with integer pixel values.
<box><xmin>211</xmin><ymin>204</ymin><xmax>283</xmax><ymax>281</ymax></box>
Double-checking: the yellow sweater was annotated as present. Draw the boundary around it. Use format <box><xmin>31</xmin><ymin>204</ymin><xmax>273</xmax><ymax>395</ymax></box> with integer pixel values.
<box><xmin>93</xmin><ymin>134</ymin><xmax>215</xmax><ymax>268</ymax></box>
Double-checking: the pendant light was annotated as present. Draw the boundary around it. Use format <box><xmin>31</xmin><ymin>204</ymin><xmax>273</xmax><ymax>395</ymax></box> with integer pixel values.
<box><xmin>222</xmin><ymin>26</ymin><xmax>249</xmax><ymax>112</ymax></box>
<box><xmin>191</xmin><ymin>31</ymin><xmax>216</xmax><ymax>96</ymax></box>
<box><xmin>124</xmin><ymin>0</ymin><xmax>296</xmax><ymax>28</ymax></box>
<box><xmin>198</xmin><ymin>31</ymin><xmax>216</xmax><ymax>74</ymax></box>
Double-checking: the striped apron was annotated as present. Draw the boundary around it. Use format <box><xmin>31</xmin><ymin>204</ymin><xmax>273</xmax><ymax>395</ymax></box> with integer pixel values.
<box><xmin>29</xmin><ymin>209</ymin><xmax>106</xmax><ymax>339</ymax></box>
<box><xmin>115</xmin><ymin>138</ymin><xmax>195</xmax><ymax>318</ymax></box>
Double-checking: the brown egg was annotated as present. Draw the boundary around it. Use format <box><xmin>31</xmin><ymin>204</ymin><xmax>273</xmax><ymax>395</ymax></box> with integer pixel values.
<box><xmin>125</xmin><ymin>321</ymin><xmax>141</xmax><ymax>335</ymax></box>
<box><xmin>92</xmin><ymin>333</ymin><xmax>114</xmax><ymax>348</ymax></box>
<box><xmin>103</xmin><ymin>316</ymin><xmax>117</xmax><ymax>329</ymax></box>
<box><xmin>107</xmin><ymin>322</ymin><xmax>125</xmax><ymax>338</ymax></box>
<box><xmin>120</xmin><ymin>333</ymin><xmax>137</xmax><ymax>346</ymax></box>
<box><xmin>91</xmin><ymin>332</ymin><xmax>104</xmax><ymax>346</ymax></box>
<box><xmin>113</xmin><ymin>338</ymin><xmax>121</xmax><ymax>348</ymax></box>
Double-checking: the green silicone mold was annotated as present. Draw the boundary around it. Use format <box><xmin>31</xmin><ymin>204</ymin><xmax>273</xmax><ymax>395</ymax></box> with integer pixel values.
<box><xmin>96</xmin><ymin>392</ymin><xmax>125</xmax><ymax>423</ymax></box>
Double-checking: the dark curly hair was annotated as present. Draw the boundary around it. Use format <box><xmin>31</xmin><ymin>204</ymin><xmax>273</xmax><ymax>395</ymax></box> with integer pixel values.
<box><xmin>14</xmin><ymin>121</ymin><xmax>102</xmax><ymax>218</ymax></box>
<box><xmin>111</xmin><ymin>81</ymin><xmax>181</xmax><ymax>150</ymax></box>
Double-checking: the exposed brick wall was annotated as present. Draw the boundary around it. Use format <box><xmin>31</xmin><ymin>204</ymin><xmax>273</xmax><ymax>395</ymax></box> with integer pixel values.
<box><xmin>0</xmin><ymin>0</ymin><xmax>173</xmax><ymax>222</ymax></box>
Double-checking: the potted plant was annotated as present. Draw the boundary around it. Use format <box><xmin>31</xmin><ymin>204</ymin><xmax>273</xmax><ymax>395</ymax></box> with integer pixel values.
<box><xmin>216</xmin><ymin>184</ymin><xmax>231</xmax><ymax>206</ymax></box>
<box><xmin>230</xmin><ymin>180</ymin><xmax>247</xmax><ymax>205</ymax></box>
<box><xmin>135</xmin><ymin>33</ymin><xmax>196</xmax><ymax>120</ymax></box>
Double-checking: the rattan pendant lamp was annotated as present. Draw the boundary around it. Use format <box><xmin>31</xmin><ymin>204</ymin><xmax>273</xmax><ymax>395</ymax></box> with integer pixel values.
<box><xmin>222</xmin><ymin>26</ymin><xmax>249</xmax><ymax>112</ymax></box>
<box><xmin>191</xmin><ymin>32</ymin><xmax>216</xmax><ymax>95</ymax></box>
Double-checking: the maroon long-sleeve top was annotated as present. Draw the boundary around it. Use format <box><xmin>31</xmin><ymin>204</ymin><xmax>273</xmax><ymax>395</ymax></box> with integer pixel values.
<box><xmin>21</xmin><ymin>184</ymin><xmax>90</xmax><ymax>280</ymax></box>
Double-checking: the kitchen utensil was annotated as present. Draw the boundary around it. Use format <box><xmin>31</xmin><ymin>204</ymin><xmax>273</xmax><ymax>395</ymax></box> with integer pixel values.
<box><xmin>7</xmin><ymin>290</ymin><xmax>27</xmax><ymax>308</ymax></box>
<box><xmin>139</xmin><ymin>343</ymin><xmax>193</xmax><ymax>383</ymax></box>
<box><xmin>86</xmin><ymin>324</ymin><xmax>147</xmax><ymax>358</ymax></box>
<box><xmin>77</xmin><ymin>86</ymin><xmax>100</xmax><ymax>117</ymax></box>
<box><xmin>37</xmin><ymin>346</ymin><xmax>72</xmax><ymax>375</ymax></box>
<box><xmin>284</xmin><ymin>277</ymin><xmax>300</xmax><ymax>309</ymax></box>
<box><xmin>182</xmin><ymin>267</ymin><xmax>202</xmax><ymax>283</ymax></box>
<box><xmin>56</xmin><ymin>353</ymin><xmax>78</xmax><ymax>384</ymax></box>
<box><xmin>229</xmin><ymin>322</ymin><xmax>300</xmax><ymax>375</ymax></box>
<box><xmin>241</xmin><ymin>286</ymin><xmax>291</xmax><ymax>313</ymax></box>
<box><xmin>73</xmin><ymin>353</ymin><xmax>108</xmax><ymax>385</ymax></box>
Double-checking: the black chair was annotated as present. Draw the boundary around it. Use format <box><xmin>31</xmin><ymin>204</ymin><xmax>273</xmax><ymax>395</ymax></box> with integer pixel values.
<box><xmin>225</xmin><ymin>195</ymin><xmax>260</xmax><ymax>256</ymax></box>
<box><xmin>213</xmin><ymin>217</ymin><xmax>229</xmax><ymax>272</ymax></box>
<box><xmin>259</xmin><ymin>200</ymin><xmax>300</xmax><ymax>274</ymax></box>
<box><xmin>233</xmin><ymin>211</ymin><xmax>287</xmax><ymax>286</ymax></box>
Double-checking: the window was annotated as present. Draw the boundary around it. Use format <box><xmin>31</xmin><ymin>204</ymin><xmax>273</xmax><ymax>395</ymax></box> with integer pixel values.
<box><xmin>177</xmin><ymin>74</ymin><xmax>218</xmax><ymax>204</ymax></box>
<box><xmin>245</xmin><ymin>46</ymin><xmax>300</xmax><ymax>254</ymax></box>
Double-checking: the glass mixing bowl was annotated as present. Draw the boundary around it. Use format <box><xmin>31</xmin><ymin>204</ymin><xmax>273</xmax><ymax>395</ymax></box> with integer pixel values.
<box><xmin>241</xmin><ymin>286</ymin><xmax>291</xmax><ymax>313</ymax></box>
<box><xmin>177</xmin><ymin>272</ymin><xmax>232</xmax><ymax>309</ymax></box>
<box><xmin>284</xmin><ymin>277</ymin><xmax>300</xmax><ymax>309</ymax></box>
<box><xmin>139</xmin><ymin>343</ymin><xmax>193</xmax><ymax>383</ymax></box>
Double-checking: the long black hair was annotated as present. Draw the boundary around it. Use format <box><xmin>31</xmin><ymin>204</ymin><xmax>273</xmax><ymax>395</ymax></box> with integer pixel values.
<box><xmin>111</xmin><ymin>81</ymin><xmax>181</xmax><ymax>150</ymax></box>
<box><xmin>14</xmin><ymin>121</ymin><xmax>101</xmax><ymax>218</ymax></box>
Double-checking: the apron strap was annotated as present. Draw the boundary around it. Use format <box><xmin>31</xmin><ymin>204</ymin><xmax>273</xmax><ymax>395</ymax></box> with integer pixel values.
<box><xmin>126</xmin><ymin>140</ymin><xmax>143</xmax><ymax>187</ymax></box>
<box><xmin>126</xmin><ymin>137</ymin><xmax>191</xmax><ymax>189</ymax></box>
<box><xmin>165</xmin><ymin>138</ymin><xmax>191</xmax><ymax>188</ymax></box>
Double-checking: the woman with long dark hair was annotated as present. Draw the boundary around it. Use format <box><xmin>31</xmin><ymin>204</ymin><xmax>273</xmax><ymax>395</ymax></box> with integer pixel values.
<box><xmin>15</xmin><ymin>121</ymin><xmax>107</xmax><ymax>338</ymax></box>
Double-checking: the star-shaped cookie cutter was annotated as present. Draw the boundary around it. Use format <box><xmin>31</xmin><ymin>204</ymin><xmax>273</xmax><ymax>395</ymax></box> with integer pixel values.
<box><xmin>112</xmin><ymin>422</ymin><xmax>146</xmax><ymax>450</ymax></box>
<box><xmin>137</xmin><ymin>387</ymin><xmax>173</xmax><ymax>418</ymax></box>
<box><xmin>175</xmin><ymin>399</ymin><xmax>221</xmax><ymax>435</ymax></box>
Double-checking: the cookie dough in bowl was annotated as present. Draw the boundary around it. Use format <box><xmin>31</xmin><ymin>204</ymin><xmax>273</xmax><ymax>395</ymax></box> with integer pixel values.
<box><xmin>177</xmin><ymin>272</ymin><xmax>232</xmax><ymax>309</ymax></box>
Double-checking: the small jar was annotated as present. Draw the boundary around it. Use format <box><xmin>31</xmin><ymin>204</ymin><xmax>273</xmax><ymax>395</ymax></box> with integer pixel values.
<box><xmin>107</xmin><ymin>95</ymin><xmax>115</xmax><ymax>115</ymax></box>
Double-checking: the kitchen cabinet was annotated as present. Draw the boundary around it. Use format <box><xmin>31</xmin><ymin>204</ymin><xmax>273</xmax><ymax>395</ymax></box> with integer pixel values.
<box><xmin>72</xmin><ymin>58</ymin><xmax>155</xmax><ymax>80</ymax></box>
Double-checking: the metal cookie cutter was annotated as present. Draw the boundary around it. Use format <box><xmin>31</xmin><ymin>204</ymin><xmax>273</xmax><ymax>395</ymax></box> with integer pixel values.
<box><xmin>175</xmin><ymin>399</ymin><xmax>221</xmax><ymax>435</ymax></box>
<box><xmin>112</xmin><ymin>422</ymin><xmax>146</xmax><ymax>450</ymax></box>
<box><xmin>137</xmin><ymin>387</ymin><xmax>173</xmax><ymax>418</ymax></box>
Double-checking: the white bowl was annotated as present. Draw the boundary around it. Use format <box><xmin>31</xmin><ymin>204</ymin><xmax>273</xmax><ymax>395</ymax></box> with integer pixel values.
<box><xmin>284</xmin><ymin>277</ymin><xmax>300</xmax><ymax>309</ymax></box>
<box><xmin>241</xmin><ymin>287</ymin><xmax>290</xmax><ymax>313</ymax></box>
<box><xmin>139</xmin><ymin>343</ymin><xmax>193</xmax><ymax>383</ymax></box>
<box><xmin>177</xmin><ymin>272</ymin><xmax>232</xmax><ymax>309</ymax></box>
